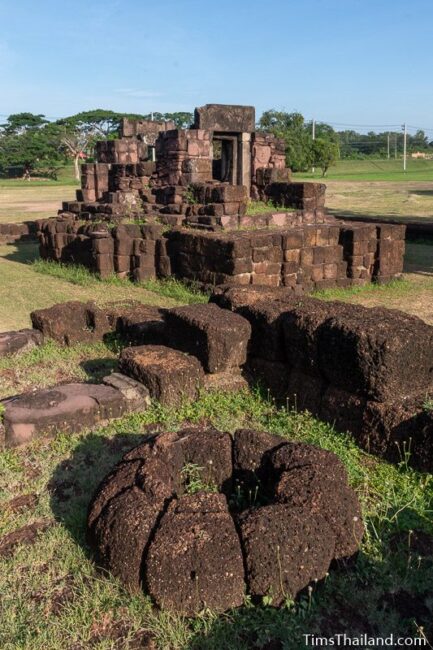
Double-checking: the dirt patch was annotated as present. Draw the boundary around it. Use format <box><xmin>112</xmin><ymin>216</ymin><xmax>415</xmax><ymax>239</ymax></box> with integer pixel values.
<box><xmin>326</xmin><ymin>180</ymin><xmax>433</xmax><ymax>222</ymax></box>
<box><xmin>86</xmin><ymin>611</ymin><xmax>157</xmax><ymax>648</ymax></box>
<box><xmin>4</xmin><ymin>493</ymin><xmax>38</xmax><ymax>513</ymax></box>
<box><xmin>0</xmin><ymin>519</ymin><xmax>53</xmax><ymax>558</ymax></box>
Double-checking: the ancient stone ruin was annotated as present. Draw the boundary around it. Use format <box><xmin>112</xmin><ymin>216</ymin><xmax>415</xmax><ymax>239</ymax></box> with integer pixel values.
<box><xmin>35</xmin><ymin>104</ymin><xmax>405</xmax><ymax>291</ymax></box>
<box><xmin>87</xmin><ymin>427</ymin><xmax>364</xmax><ymax>614</ymax></box>
<box><xmin>2</xmin><ymin>288</ymin><xmax>433</xmax><ymax>474</ymax></box>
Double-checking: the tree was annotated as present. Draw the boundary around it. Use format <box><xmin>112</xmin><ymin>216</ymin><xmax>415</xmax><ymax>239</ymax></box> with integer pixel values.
<box><xmin>311</xmin><ymin>138</ymin><xmax>339</xmax><ymax>176</ymax></box>
<box><xmin>140</xmin><ymin>111</ymin><xmax>193</xmax><ymax>129</ymax></box>
<box><xmin>54</xmin><ymin>111</ymin><xmax>129</xmax><ymax>180</ymax></box>
<box><xmin>0</xmin><ymin>112</ymin><xmax>48</xmax><ymax>136</ymax></box>
<box><xmin>0</xmin><ymin>118</ymin><xmax>64</xmax><ymax>178</ymax></box>
<box><xmin>55</xmin><ymin>123</ymin><xmax>91</xmax><ymax>181</ymax></box>
<box><xmin>408</xmin><ymin>129</ymin><xmax>429</xmax><ymax>152</ymax></box>
<box><xmin>258</xmin><ymin>110</ymin><xmax>314</xmax><ymax>172</ymax></box>
<box><xmin>163</xmin><ymin>112</ymin><xmax>193</xmax><ymax>129</ymax></box>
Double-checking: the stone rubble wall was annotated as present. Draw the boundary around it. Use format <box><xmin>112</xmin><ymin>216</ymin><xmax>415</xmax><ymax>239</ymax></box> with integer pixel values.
<box><xmin>119</xmin><ymin>117</ymin><xmax>176</xmax><ymax>143</ymax></box>
<box><xmin>154</xmin><ymin>129</ymin><xmax>213</xmax><ymax>187</ymax></box>
<box><xmin>210</xmin><ymin>286</ymin><xmax>433</xmax><ymax>472</ymax></box>
<box><xmin>251</xmin><ymin>132</ymin><xmax>288</xmax><ymax>199</ymax></box>
<box><xmin>0</xmin><ymin>221</ymin><xmax>37</xmax><ymax>243</ymax></box>
<box><xmin>37</xmin><ymin>217</ymin><xmax>405</xmax><ymax>289</ymax></box>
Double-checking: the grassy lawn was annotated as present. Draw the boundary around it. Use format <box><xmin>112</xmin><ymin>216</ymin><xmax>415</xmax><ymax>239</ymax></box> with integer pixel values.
<box><xmin>0</xmin><ymin>165</ymin><xmax>78</xmax><ymax>224</ymax></box>
<box><xmin>294</xmin><ymin>157</ymin><xmax>433</xmax><ymax>182</ymax></box>
<box><xmin>0</xmin><ymin>242</ymin><xmax>208</xmax><ymax>331</ymax></box>
<box><xmin>0</xmin><ymin>339</ymin><xmax>120</xmax><ymax>399</ymax></box>
<box><xmin>311</xmin><ymin>241</ymin><xmax>433</xmax><ymax>324</ymax></box>
<box><xmin>323</xmin><ymin>181</ymin><xmax>433</xmax><ymax>223</ymax></box>
<box><xmin>292</xmin><ymin>159</ymin><xmax>433</xmax><ymax>224</ymax></box>
<box><xmin>0</xmin><ymin>185</ymin><xmax>77</xmax><ymax>224</ymax></box>
<box><xmin>0</xmin><ymin>389</ymin><xmax>431</xmax><ymax>649</ymax></box>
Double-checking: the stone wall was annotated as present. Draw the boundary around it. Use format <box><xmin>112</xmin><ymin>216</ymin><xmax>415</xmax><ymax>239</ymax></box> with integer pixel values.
<box><xmin>59</xmin><ymin>103</ymin><xmax>294</xmax><ymax>223</ymax></box>
<box><xmin>211</xmin><ymin>286</ymin><xmax>433</xmax><ymax>472</ymax></box>
<box><xmin>154</xmin><ymin>129</ymin><xmax>213</xmax><ymax>187</ymax></box>
<box><xmin>251</xmin><ymin>132</ymin><xmax>288</xmax><ymax>199</ymax></box>
<box><xmin>193</xmin><ymin>104</ymin><xmax>255</xmax><ymax>132</ymax></box>
<box><xmin>119</xmin><ymin>117</ymin><xmax>176</xmax><ymax>143</ymax></box>
<box><xmin>37</xmin><ymin>216</ymin><xmax>405</xmax><ymax>288</ymax></box>
<box><xmin>0</xmin><ymin>221</ymin><xmax>37</xmax><ymax>243</ymax></box>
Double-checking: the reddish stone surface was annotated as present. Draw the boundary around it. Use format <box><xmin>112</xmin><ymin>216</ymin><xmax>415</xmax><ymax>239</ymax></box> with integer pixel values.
<box><xmin>165</xmin><ymin>303</ymin><xmax>251</xmax><ymax>373</ymax></box>
<box><xmin>118</xmin><ymin>345</ymin><xmax>204</xmax><ymax>406</ymax></box>
<box><xmin>87</xmin><ymin>427</ymin><xmax>363</xmax><ymax>614</ymax></box>
<box><xmin>0</xmin><ymin>329</ymin><xmax>43</xmax><ymax>357</ymax></box>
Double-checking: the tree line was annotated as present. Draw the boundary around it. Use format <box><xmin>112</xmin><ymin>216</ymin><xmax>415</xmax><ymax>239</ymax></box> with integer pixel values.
<box><xmin>1</xmin><ymin>108</ymin><xmax>432</xmax><ymax>180</ymax></box>
<box><xmin>0</xmin><ymin>110</ymin><xmax>192</xmax><ymax>180</ymax></box>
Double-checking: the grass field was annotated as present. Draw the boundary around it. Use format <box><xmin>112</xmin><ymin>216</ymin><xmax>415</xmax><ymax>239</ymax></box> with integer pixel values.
<box><xmin>0</xmin><ymin>166</ymin><xmax>77</xmax><ymax>224</ymax></box>
<box><xmin>295</xmin><ymin>157</ymin><xmax>433</xmax><ymax>182</ymax></box>
<box><xmin>324</xmin><ymin>181</ymin><xmax>433</xmax><ymax>223</ymax></box>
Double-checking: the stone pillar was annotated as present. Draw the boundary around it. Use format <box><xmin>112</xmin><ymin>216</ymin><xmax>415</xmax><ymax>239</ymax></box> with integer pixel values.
<box><xmin>239</xmin><ymin>132</ymin><xmax>251</xmax><ymax>192</ymax></box>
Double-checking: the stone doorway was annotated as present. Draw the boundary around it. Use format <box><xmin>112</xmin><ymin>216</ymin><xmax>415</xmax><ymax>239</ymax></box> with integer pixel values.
<box><xmin>212</xmin><ymin>135</ymin><xmax>238</xmax><ymax>184</ymax></box>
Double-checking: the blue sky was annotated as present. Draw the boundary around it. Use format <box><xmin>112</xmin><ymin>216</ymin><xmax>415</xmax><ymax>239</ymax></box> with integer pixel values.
<box><xmin>0</xmin><ymin>0</ymin><xmax>432</xmax><ymax>131</ymax></box>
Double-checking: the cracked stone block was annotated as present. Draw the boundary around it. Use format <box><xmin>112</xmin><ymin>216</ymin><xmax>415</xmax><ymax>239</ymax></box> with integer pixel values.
<box><xmin>118</xmin><ymin>345</ymin><xmax>204</xmax><ymax>406</ymax></box>
<box><xmin>0</xmin><ymin>329</ymin><xmax>43</xmax><ymax>357</ymax></box>
<box><xmin>1</xmin><ymin>382</ymin><xmax>138</xmax><ymax>447</ymax></box>
<box><xmin>165</xmin><ymin>303</ymin><xmax>251</xmax><ymax>373</ymax></box>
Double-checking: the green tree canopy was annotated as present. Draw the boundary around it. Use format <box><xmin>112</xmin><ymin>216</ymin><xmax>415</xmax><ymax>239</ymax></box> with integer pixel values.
<box><xmin>0</xmin><ymin>118</ymin><xmax>65</xmax><ymax>177</ymax></box>
<box><xmin>311</xmin><ymin>138</ymin><xmax>340</xmax><ymax>176</ymax></box>
<box><xmin>140</xmin><ymin>111</ymin><xmax>193</xmax><ymax>129</ymax></box>
<box><xmin>0</xmin><ymin>112</ymin><xmax>48</xmax><ymax>136</ymax></box>
<box><xmin>258</xmin><ymin>111</ymin><xmax>308</xmax><ymax>172</ymax></box>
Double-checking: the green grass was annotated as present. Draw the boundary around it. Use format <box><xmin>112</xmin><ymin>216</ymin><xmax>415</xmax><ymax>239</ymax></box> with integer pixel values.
<box><xmin>294</xmin><ymin>158</ymin><xmax>433</xmax><ymax>182</ymax></box>
<box><xmin>0</xmin><ymin>339</ymin><xmax>120</xmax><ymax>398</ymax></box>
<box><xmin>0</xmin><ymin>165</ymin><xmax>78</xmax><ymax>188</ymax></box>
<box><xmin>31</xmin><ymin>259</ymin><xmax>209</xmax><ymax>304</ymax></box>
<box><xmin>0</xmin><ymin>388</ymin><xmax>431</xmax><ymax>648</ymax></box>
<box><xmin>246</xmin><ymin>200</ymin><xmax>293</xmax><ymax>216</ymax></box>
<box><xmin>181</xmin><ymin>463</ymin><xmax>218</xmax><ymax>495</ymax></box>
<box><xmin>312</xmin><ymin>277</ymin><xmax>412</xmax><ymax>301</ymax></box>
<box><xmin>140</xmin><ymin>278</ymin><xmax>209</xmax><ymax>304</ymax></box>
<box><xmin>0</xmin><ymin>241</ymin><xmax>208</xmax><ymax>331</ymax></box>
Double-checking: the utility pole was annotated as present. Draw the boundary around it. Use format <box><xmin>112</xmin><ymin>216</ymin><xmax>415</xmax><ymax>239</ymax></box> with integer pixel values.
<box><xmin>387</xmin><ymin>133</ymin><xmax>390</xmax><ymax>159</ymax></box>
<box><xmin>402</xmin><ymin>123</ymin><xmax>407</xmax><ymax>172</ymax></box>
<box><xmin>312</xmin><ymin>119</ymin><xmax>316</xmax><ymax>174</ymax></box>
<box><xmin>394</xmin><ymin>133</ymin><xmax>397</xmax><ymax>159</ymax></box>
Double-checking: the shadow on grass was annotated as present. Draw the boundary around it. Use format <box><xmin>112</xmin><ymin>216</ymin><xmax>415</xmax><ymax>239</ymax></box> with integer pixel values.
<box><xmin>404</xmin><ymin>241</ymin><xmax>433</xmax><ymax>275</ymax></box>
<box><xmin>48</xmin><ymin>431</ymin><xmax>149</xmax><ymax>550</ymax></box>
<box><xmin>409</xmin><ymin>189</ymin><xmax>433</xmax><ymax>197</ymax></box>
<box><xmin>329</xmin><ymin>208</ymin><xmax>433</xmax><ymax>224</ymax></box>
<box><xmin>1</xmin><ymin>240</ymin><xmax>40</xmax><ymax>264</ymax></box>
<box><xmin>79</xmin><ymin>357</ymin><xmax>119</xmax><ymax>383</ymax></box>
